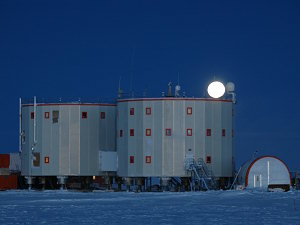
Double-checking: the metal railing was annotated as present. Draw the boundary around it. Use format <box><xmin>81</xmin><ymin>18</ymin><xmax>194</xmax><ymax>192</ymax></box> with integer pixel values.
<box><xmin>186</xmin><ymin>157</ymin><xmax>217</xmax><ymax>190</ymax></box>
<box><xmin>21</xmin><ymin>96</ymin><xmax>116</xmax><ymax>105</ymax></box>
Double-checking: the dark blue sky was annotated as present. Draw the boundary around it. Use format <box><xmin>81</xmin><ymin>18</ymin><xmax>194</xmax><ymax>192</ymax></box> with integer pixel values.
<box><xmin>0</xmin><ymin>1</ymin><xmax>299</xmax><ymax>170</ymax></box>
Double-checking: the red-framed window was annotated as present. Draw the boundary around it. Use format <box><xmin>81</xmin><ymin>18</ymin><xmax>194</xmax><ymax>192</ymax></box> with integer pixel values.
<box><xmin>187</xmin><ymin>128</ymin><xmax>192</xmax><ymax>136</ymax></box>
<box><xmin>82</xmin><ymin>112</ymin><xmax>87</xmax><ymax>119</ymax></box>
<box><xmin>146</xmin><ymin>129</ymin><xmax>151</xmax><ymax>136</ymax></box>
<box><xmin>44</xmin><ymin>156</ymin><xmax>50</xmax><ymax>164</ymax></box>
<box><xmin>45</xmin><ymin>112</ymin><xmax>50</xmax><ymax>119</ymax></box>
<box><xmin>30</xmin><ymin>112</ymin><xmax>34</xmax><ymax>119</ymax></box>
<box><xmin>130</xmin><ymin>129</ymin><xmax>134</xmax><ymax>136</ymax></box>
<box><xmin>120</xmin><ymin>130</ymin><xmax>123</xmax><ymax>137</ymax></box>
<box><xmin>100</xmin><ymin>112</ymin><xmax>105</xmax><ymax>119</ymax></box>
<box><xmin>130</xmin><ymin>108</ymin><xmax>134</xmax><ymax>115</ymax></box>
<box><xmin>165</xmin><ymin>128</ymin><xmax>172</xmax><ymax>136</ymax></box>
<box><xmin>146</xmin><ymin>107</ymin><xmax>151</xmax><ymax>115</ymax></box>
<box><xmin>206</xmin><ymin>156</ymin><xmax>211</xmax><ymax>164</ymax></box>
<box><xmin>130</xmin><ymin>156</ymin><xmax>134</xmax><ymax>164</ymax></box>
<box><xmin>222</xmin><ymin>129</ymin><xmax>226</xmax><ymax>137</ymax></box>
<box><xmin>146</xmin><ymin>156</ymin><xmax>151</xmax><ymax>164</ymax></box>
<box><xmin>206</xmin><ymin>129</ymin><xmax>211</xmax><ymax>136</ymax></box>
<box><xmin>187</xmin><ymin>107</ymin><xmax>192</xmax><ymax>115</ymax></box>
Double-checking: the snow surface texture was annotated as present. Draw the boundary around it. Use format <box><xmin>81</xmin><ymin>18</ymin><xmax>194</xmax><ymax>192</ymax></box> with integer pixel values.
<box><xmin>0</xmin><ymin>190</ymin><xmax>299</xmax><ymax>225</ymax></box>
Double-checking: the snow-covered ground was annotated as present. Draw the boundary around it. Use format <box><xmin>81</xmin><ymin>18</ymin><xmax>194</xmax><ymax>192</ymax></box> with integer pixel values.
<box><xmin>0</xmin><ymin>190</ymin><xmax>299</xmax><ymax>225</ymax></box>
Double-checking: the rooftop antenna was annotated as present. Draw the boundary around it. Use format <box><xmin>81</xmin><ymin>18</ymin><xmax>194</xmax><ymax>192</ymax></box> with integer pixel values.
<box><xmin>118</xmin><ymin>77</ymin><xmax>123</xmax><ymax>99</ymax></box>
<box><xmin>168</xmin><ymin>81</ymin><xmax>172</xmax><ymax>97</ymax></box>
<box><xmin>129</xmin><ymin>46</ymin><xmax>136</xmax><ymax>98</ymax></box>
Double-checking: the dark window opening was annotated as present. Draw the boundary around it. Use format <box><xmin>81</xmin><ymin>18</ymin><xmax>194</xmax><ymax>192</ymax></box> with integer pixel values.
<box><xmin>30</xmin><ymin>112</ymin><xmax>34</xmax><ymax>119</ymax></box>
<box><xmin>222</xmin><ymin>129</ymin><xmax>226</xmax><ymax>137</ymax></box>
<box><xmin>120</xmin><ymin>130</ymin><xmax>123</xmax><ymax>137</ymax></box>
<box><xmin>165</xmin><ymin>128</ymin><xmax>172</xmax><ymax>136</ymax></box>
<box><xmin>146</xmin><ymin>107</ymin><xmax>151</xmax><ymax>115</ymax></box>
<box><xmin>100</xmin><ymin>112</ymin><xmax>105</xmax><ymax>119</ymax></box>
<box><xmin>130</xmin><ymin>129</ymin><xmax>134</xmax><ymax>136</ymax></box>
<box><xmin>206</xmin><ymin>156</ymin><xmax>211</xmax><ymax>164</ymax></box>
<box><xmin>82</xmin><ymin>112</ymin><xmax>87</xmax><ymax>119</ymax></box>
<box><xmin>206</xmin><ymin>129</ymin><xmax>211</xmax><ymax>136</ymax></box>
<box><xmin>33</xmin><ymin>152</ymin><xmax>40</xmax><ymax>167</ymax></box>
<box><xmin>130</xmin><ymin>156</ymin><xmax>134</xmax><ymax>164</ymax></box>
<box><xmin>52</xmin><ymin>110</ymin><xmax>59</xmax><ymax>123</ymax></box>
<box><xmin>130</xmin><ymin>108</ymin><xmax>134</xmax><ymax>115</ymax></box>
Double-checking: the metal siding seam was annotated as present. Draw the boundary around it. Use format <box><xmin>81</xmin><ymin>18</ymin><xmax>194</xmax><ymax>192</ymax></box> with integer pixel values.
<box><xmin>78</xmin><ymin>106</ymin><xmax>80</xmax><ymax>175</ymax></box>
<box><xmin>68</xmin><ymin>108</ymin><xmax>71</xmax><ymax>174</ymax></box>
<box><xmin>162</xmin><ymin>102</ymin><xmax>164</xmax><ymax>176</ymax></box>
<box><xmin>172</xmin><ymin>101</ymin><xmax>174</xmax><ymax>176</ymax></box>
<box><xmin>193</xmin><ymin>100</ymin><xmax>195</xmax><ymax>163</ymax></box>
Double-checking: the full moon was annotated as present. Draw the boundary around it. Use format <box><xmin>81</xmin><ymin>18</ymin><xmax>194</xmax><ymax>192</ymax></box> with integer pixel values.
<box><xmin>207</xmin><ymin>81</ymin><xmax>225</xmax><ymax>98</ymax></box>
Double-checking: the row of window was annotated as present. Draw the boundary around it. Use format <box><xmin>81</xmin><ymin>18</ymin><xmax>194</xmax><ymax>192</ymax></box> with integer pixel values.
<box><xmin>129</xmin><ymin>156</ymin><xmax>212</xmax><ymax>164</ymax></box>
<box><xmin>129</xmin><ymin>107</ymin><xmax>235</xmax><ymax>116</ymax></box>
<box><xmin>129</xmin><ymin>107</ymin><xmax>193</xmax><ymax>116</ymax></box>
<box><xmin>31</xmin><ymin>111</ymin><xmax>107</xmax><ymax>120</ymax></box>
<box><xmin>120</xmin><ymin>128</ymin><xmax>233</xmax><ymax>137</ymax></box>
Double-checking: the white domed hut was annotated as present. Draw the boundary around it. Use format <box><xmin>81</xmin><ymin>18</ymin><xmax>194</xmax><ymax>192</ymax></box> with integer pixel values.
<box><xmin>238</xmin><ymin>156</ymin><xmax>291</xmax><ymax>191</ymax></box>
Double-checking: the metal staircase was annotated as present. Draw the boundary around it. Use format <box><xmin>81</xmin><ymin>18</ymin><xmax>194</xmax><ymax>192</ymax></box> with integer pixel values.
<box><xmin>185</xmin><ymin>157</ymin><xmax>217</xmax><ymax>191</ymax></box>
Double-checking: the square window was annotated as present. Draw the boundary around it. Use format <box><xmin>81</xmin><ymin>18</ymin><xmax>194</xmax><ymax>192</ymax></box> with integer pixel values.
<box><xmin>130</xmin><ymin>129</ymin><xmax>134</xmax><ymax>136</ymax></box>
<box><xmin>222</xmin><ymin>129</ymin><xmax>226</xmax><ymax>137</ymax></box>
<box><xmin>30</xmin><ymin>112</ymin><xmax>34</xmax><ymax>119</ymax></box>
<box><xmin>146</xmin><ymin>129</ymin><xmax>151</xmax><ymax>136</ymax></box>
<box><xmin>206</xmin><ymin>129</ymin><xmax>211</xmax><ymax>136</ymax></box>
<box><xmin>187</xmin><ymin>107</ymin><xmax>192</xmax><ymax>115</ymax></box>
<box><xmin>130</xmin><ymin>156</ymin><xmax>134</xmax><ymax>164</ymax></box>
<box><xmin>100</xmin><ymin>112</ymin><xmax>105</xmax><ymax>119</ymax></box>
<box><xmin>146</xmin><ymin>107</ymin><xmax>151</xmax><ymax>115</ymax></box>
<box><xmin>187</xmin><ymin>128</ymin><xmax>192</xmax><ymax>136</ymax></box>
<box><xmin>44</xmin><ymin>156</ymin><xmax>50</xmax><ymax>164</ymax></box>
<box><xmin>82</xmin><ymin>112</ymin><xmax>87</xmax><ymax>119</ymax></box>
<box><xmin>120</xmin><ymin>130</ymin><xmax>123</xmax><ymax>137</ymax></box>
<box><xmin>206</xmin><ymin>156</ymin><xmax>211</xmax><ymax>164</ymax></box>
<box><xmin>45</xmin><ymin>112</ymin><xmax>49</xmax><ymax>119</ymax></box>
<box><xmin>146</xmin><ymin>156</ymin><xmax>151</xmax><ymax>164</ymax></box>
<box><xmin>130</xmin><ymin>108</ymin><xmax>134</xmax><ymax>115</ymax></box>
<box><xmin>165</xmin><ymin>128</ymin><xmax>172</xmax><ymax>136</ymax></box>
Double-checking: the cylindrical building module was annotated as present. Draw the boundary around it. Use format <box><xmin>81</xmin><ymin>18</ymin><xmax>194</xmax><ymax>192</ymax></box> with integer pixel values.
<box><xmin>21</xmin><ymin>101</ymin><xmax>116</xmax><ymax>177</ymax></box>
<box><xmin>117</xmin><ymin>97</ymin><xmax>234</xmax><ymax>180</ymax></box>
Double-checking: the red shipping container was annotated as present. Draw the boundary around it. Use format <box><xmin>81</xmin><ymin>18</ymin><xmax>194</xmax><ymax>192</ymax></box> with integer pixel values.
<box><xmin>0</xmin><ymin>175</ymin><xmax>18</xmax><ymax>190</ymax></box>
<box><xmin>0</xmin><ymin>154</ymin><xmax>10</xmax><ymax>168</ymax></box>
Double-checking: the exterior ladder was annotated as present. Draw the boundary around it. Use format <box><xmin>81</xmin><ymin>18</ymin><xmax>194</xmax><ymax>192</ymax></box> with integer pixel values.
<box><xmin>186</xmin><ymin>157</ymin><xmax>217</xmax><ymax>190</ymax></box>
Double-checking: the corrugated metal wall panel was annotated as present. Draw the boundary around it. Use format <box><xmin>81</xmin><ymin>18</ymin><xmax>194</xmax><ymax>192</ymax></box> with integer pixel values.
<box><xmin>21</xmin><ymin>104</ymin><xmax>116</xmax><ymax>177</ymax></box>
<box><xmin>117</xmin><ymin>99</ymin><xmax>234</xmax><ymax>178</ymax></box>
